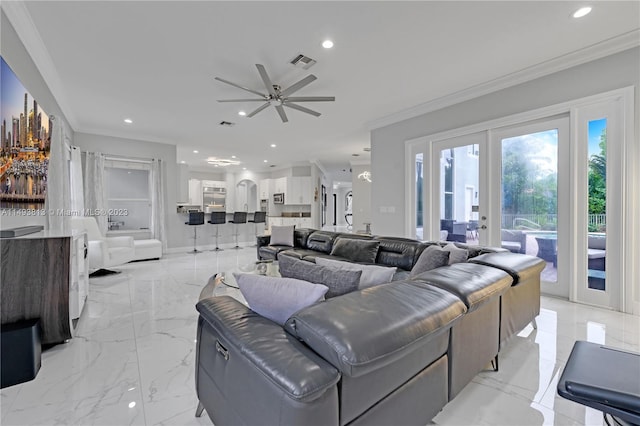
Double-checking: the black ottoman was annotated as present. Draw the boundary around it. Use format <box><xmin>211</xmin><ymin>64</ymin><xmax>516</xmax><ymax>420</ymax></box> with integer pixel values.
<box><xmin>1</xmin><ymin>319</ymin><xmax>42</xmax><ymax>388</ymax></box>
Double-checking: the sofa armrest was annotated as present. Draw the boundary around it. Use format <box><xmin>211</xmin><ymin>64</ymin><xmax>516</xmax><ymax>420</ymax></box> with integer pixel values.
<box><xmin>87</xmin><ymin>240</ymin><xmax>108</xmax><ymax>270</ymax></box>
<box><xmin>106</xmin><ymin>236</ymin><xmax>134</xmax><ymax>249</ymax></box>
<box><xmin>196</xmin><ymin>296</ymin><xmax>340</xmax><ymax>402</ymax></box>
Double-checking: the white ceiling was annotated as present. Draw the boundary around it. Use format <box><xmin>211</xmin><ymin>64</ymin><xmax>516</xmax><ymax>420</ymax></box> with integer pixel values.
<box><xmin>13</xmin><ymin>1</ymin><xmax>640</xmax><ymax>178</ymax></box>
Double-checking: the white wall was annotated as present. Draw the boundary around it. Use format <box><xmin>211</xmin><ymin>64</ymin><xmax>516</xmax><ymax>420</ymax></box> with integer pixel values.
<box><xmin>371</xmin><ymin>47</ymin><xmax>640</xmax><ymax>237</ymax></box>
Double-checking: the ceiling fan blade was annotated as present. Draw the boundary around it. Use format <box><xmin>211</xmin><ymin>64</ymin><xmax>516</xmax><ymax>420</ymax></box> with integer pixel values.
<box><xmin>283</xmin><ymin>102</ymin><xmax>321</xmax><ymax>117</ymax></box>
<box><xmin>285</xmin><ymin>96</ymin><xmax>335</xmax><ymax>102</ymax></box>
<box><xmin>255</xmin><ymin>64</ymin><xmax>277</xmax><ymax>97</ymax></box>
<box><xmin>214</xmin><ymin>77</ymin><xmax>266</xmax><ymax>98</ymax></box>
<box><xmin>247</xmin><ymin>102</ymin><xmax>271</xmax><ymax>118</ymax></box>
<box><xmin>274</xmin><ymin>105</ymin><xmax>288</xmax><ymax>123</ymax></box>
<box><xmin>280</xmin><ymin>75</ymin><xmax>317</xmax><ymax>97</ymax></box>
<box><xmin>217</xmin><ymin>98</ymin><xmax>267</xmax><ymax>102</ymax></box>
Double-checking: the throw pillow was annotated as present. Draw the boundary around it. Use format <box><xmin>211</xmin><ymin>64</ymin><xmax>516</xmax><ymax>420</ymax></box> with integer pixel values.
<box><xmin>278</xmin><ymin>255</ymin><xmax>362</xmax><ymax>298</ymax></box>
<box><xmin>443</xmin><ymin>243</ymin><xmax>468</xmax><ymax>265</ymax></box>
<box><xmin>234</xmin><ymin>273</ymin><xmax>328</xmax><ymax>325</ymax></box>
<box><xmin>315</xmin><ymin>257</ymin><xmax>396</xmax><ymax>289</ymax></box>
<box><xmin>330</xmin><ymin>238</ymin><xmax>380</xmax><ymax>263</ymax></box>
<box><xmin>410</xmin><ymin>245</ymin><xmax>450</xmax><ymax>277</ymax></box>
<box><xmin>270</xmin><ymin>225</ymin><xmax>295</xmax><ymax>247</ymax></box>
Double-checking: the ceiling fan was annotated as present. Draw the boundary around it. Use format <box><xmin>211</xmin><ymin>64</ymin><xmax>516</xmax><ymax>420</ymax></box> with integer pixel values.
<box><xmin>215</xmin><ymin>64</ymin><xmax>335</xmax><ymax>123</ymax></box>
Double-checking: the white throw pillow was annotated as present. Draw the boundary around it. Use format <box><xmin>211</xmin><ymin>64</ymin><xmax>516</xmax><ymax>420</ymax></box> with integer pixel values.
<box><xmin>234</xmin><ymin>273</ymin><xmax>327</xmax><ymax>325</ymax></box>
<box><xmin>315</xmin><ymin>257</ymin><xmax>396</xmax><ymax>289</ymax></box>
<box><xmin>270</xmin><ymin>225</ymin><xmax>295</xmax><ymax>246</ymax></box>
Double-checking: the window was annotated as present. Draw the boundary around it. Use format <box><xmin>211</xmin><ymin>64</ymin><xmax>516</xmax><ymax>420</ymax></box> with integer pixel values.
<box><xmin>105</xmin><ymin>159</ymin><xmax>151</xmax><ymax>231</ymax></box>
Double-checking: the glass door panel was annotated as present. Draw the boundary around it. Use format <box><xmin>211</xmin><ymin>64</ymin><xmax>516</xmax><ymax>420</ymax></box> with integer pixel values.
<box><xmin>415</xmin><ymin>153</ymin><xmax>424</xmax><ymax>240</ymax></box>
<box><xmin>587</xmin><ymin>118</ymin><xmax>607</xmax><ymax>292</ymax></box>
<box><xmin>501</xmin><ymin>129</ymin><xmax>558</xmax><ymax>283</ymax></box>
<box><xmin>492</xmin><ymin>116</ymin><xmax>569</xmax><ymax>298</ymax></box>
<box><xmin>438</xmin><ymin>145</ymin><xmax>479</xmax><ymax>245</ymax></box>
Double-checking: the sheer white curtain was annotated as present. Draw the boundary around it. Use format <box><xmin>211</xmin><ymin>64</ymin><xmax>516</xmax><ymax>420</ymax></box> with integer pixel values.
<box><xmin>151</xmin><ymin>158</ymin><xmax>166</xmax><ymax>252</ymax></box>
<box><xmin>84</xmin><ymin>152</ymin><xmax>107</xmax><ymax>234</ymax></box>
<box><xmin>69</xmin><ymin>146</ymin><xmax>84</xmax><ymax>213</ymax></box>
<box><xmin>45</xmin><ymin>115</ymin><xmax>70</xmax><ymax>233</ymax></box>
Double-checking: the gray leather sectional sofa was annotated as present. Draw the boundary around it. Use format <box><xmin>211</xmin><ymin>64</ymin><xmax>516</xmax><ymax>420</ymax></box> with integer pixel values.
<box><xmin>195</xmin><ymin>229</ymin><xmax>545</xmax><ymax>425</ymax></box>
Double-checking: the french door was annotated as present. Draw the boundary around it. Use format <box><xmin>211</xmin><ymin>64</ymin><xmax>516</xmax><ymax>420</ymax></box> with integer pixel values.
<box><xmin>408</xmin><ymin>89</ymin><xmax>632</xmax><ymax>312</ymax></box>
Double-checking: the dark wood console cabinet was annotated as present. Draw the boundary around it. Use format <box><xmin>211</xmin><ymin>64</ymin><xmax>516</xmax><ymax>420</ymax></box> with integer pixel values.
<box><xmin>1</xmin><ymin>231</ymin><xmax>88</xmax><ymax>345</ymax></box>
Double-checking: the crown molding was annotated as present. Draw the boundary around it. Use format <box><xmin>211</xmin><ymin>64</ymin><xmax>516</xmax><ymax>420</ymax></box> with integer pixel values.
<box><xmin>2</xmin><ymin>1</ymin><xmax>79</xmax><ymax>129</ymax></box>
<box><xmin>366</xmin><ymin>29</ymin><xmax>640</xmax><ymax>131</ymax></box>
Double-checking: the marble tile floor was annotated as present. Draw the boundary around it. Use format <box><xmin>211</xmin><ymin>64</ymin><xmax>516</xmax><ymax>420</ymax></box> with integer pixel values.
<box><xmin>1</xmin><ymin>248</ymin><xmax>638</xmax><ymax>425</ymax></box>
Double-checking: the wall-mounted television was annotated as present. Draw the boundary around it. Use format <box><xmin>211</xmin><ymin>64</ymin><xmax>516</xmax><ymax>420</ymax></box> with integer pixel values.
<box><xmin>0</xmin><ymin>56</ymin><xmax>52</xmax><ymax>209</ymax></box>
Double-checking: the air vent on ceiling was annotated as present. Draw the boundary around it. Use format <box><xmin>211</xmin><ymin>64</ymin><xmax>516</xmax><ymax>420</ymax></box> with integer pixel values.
<box><xmin>219</xmin><ymin>121</ymin><xmax>235</xmax><ymax>126</ymax></box>
<box><xmin>290</xmin><ymin>54</ymin><xmax>317</xmax><ymax>70</ymax></box>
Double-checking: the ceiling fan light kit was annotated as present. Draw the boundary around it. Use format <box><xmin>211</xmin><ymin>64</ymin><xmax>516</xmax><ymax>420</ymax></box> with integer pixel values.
<box><xmin>216</xmin><ymin>64</ymin><xmax>335</xmax><ymax>123</ymax></box>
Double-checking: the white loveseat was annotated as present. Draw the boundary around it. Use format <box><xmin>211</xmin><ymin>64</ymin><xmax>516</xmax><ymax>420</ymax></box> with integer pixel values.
<box><xmin>71</xmin><ymin>217</ymin><xmax>135</xmax><ymax>271</ymax></box>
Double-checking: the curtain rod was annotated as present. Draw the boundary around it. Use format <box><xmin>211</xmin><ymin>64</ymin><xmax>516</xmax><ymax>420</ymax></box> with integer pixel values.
<box><xmin>104</xmin><ymin>156</ymin><xmax>153</xmax><ymax>164</ymax></box>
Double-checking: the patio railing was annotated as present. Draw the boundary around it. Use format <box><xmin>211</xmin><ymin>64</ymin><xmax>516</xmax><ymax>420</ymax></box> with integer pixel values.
<box><xmin>501</xmin><ymin>214</ymin><xmax>606</xmax><ymax>230</ymax></box>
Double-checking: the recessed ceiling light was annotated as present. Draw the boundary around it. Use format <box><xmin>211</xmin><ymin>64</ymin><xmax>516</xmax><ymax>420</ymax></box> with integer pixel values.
<box><xmin>231</xmin><ymin>155</ymin><xmax>236</xmax><ymax>159</ymax></box>
<box><xmin>263</xmin><ymin>160</ymin><xmax>268</xmax><ymax>163</ymax></box>
<box><xmin>270</xmin><ymin>144</ymin><xmax>276</xmax><ymax>148</ymax></box>
<box><xmin>180</xmin><ymin>160</ymin><xmax>185</xmax><ymax>164</ymax></box>
<box><xmin>238</xmin><ymin>111</ymin><xmax>246</xmax><ymax>116</ymax></box>
<box><xmin>322</xmin><ymin>40</ymin><xmax>334</xmax><ymax>49</ymax></box>
<box><xmin>124</xmin><ymin>118</ymin><xmax>133</xmax><ymax>124</ymax></box>
<box><xmin>193</xmin><ymin>150</ymin><xmax>198</xmax><ymax>154</ymax></box>
<box><xmin>572</xmin><ymin>6</ymin><xmax>592</xmax><ymax>18</ymax></box>
<box><xmin>243</xmin><ymin>167</ymin><xmax>247</xmax><ymax>170</ymax></box>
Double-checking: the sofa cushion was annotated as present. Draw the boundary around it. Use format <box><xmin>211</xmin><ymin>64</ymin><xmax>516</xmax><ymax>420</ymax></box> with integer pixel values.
<box><xmin>315</xmin><ymin>257</ymin><xmax>396</xmax><ymax>289</ymax></box>
<box><xmin>305</xmin><ymin>231</ymin><xmax>340</xmax><ymax>254</ymax></box>
<box><xmin>285</xmin><ymin>282</ymin><xmax>466</xmax><ymax>377</ymax></box>
<box><xmin>410</xmin><ymin>245</ymin><xmax>450</xmax><ymax>277</ymax></box>
<box><xmin>412</xmin><ymin>263</ymin><xmax>513</xmax><ymax>312</ymax></box>
<box><xmin>330</xmin><ymin>237</ymin><xmax>380</xmax><ymax>263</ymax></box>
<box><xmin>443</xmin><ymin>243</ymin><xmax>468</xmax><ymax>265</ymax></box>
<box><xmin>234</xmin><ymin>273</ymin><xmax>328</xmax><ymax>325</ymax></box>
<box><xmin>270</xmin><ymin>225</ymin><xmax>295</xmax><ymax>247</ymax></box>
<box><xmin>470</xmin><ymin>252</ymin><xmax>545</xmax><ymax>285</ymax></box>
<box><xmin>587</xmin><ymin>248</ymin><xmax>606</xmax><ymax>259</ymax></box>
<box><xmin>588</xmin><ymin>234</ymin><xmax>606</xmax><ymax>250</ymax></box>
<box><xmin>278</xmin><ymin>256</ymin><xmax>362</xmax><ymax>298</ymax></box>
<box><xmin>374</xmin><ymin>237</ymin><xmax>427</xmax><ymax>271</ymax></box>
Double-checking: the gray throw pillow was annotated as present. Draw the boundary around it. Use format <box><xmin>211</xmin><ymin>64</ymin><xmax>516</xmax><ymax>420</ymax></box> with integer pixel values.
<box><xmin>330</xmin><ymin>238</ymin><xmax>380</xmax><ymax>263</ymax></box>
<box><xmin>443</xmin><ymin>243</ymin><xmax>468</xmax><ymax>265</ymax></box>
<box><xmin>270</xmin><ymin>225</ymin><xmax>295</xmax><ymax>246</ymax></box>
<box><xmin>234</xmin><ymin>273</ymin><xmax>328</xmax><ymax>325</ymax></box>
<box><xmin>315</xmin><ymin>257</ymin><xmax>396</xmax><ymax>289</ymax></box>
<box><xmin>410</xmin><ymin>245</ymin><xmax>450</xmax><ymax>277</ymax></box>
<box><xmin>278</xmin><ymin>255</ymin><xmax>362</xmax><ymax>298</ymax></box>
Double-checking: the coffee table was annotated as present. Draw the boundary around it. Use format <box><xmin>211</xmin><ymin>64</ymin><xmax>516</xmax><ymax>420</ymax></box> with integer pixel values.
<box><xmin>199</xmin><ymin>260</ymin><xmax>280</xmax><ymax>301</ymax></box>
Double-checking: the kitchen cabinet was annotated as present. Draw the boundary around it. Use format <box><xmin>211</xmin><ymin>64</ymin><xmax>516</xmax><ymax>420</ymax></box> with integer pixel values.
<box><xmin>189</xmin><ymin>179</ymin><xmax>203</xmax><ymax>207</ymax></box>
<box><xmin>285</xmin><ymin>176</ymin><xmax>312</xmax><ymax>205</ymax></box>
<box><xmin>268</xmin><ymin>216</ymin><xmax>312</xmax><ymax>231</ymax></box>
<box><xmin>273</xmin><ymin>177</ymin><xmax>287</xmax><ymax>195</ymax></box>
<box><xmin>259</xmin><ymin>179</ymin><xmax>271</xmax><ymax>199</ymax></box>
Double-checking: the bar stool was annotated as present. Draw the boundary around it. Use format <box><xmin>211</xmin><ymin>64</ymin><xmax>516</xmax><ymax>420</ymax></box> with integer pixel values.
<box><xmin>185</xmin><ymin>211</ymin><xmax>205</xmax><ymax>254</ymax></box>
<box><xmin>228</xmin><ymin>212</ymin><xmax>247</xmax><ymax>249</ymax></box>
<box><xmin>248</xmin><ymin>211</ymin><xmax>267</xmax><ymax>246</ymax></box>
<box><xmin>208</xmin><ymin>211</ymin><xmax>227</xmax><ymax>252</ymax></box>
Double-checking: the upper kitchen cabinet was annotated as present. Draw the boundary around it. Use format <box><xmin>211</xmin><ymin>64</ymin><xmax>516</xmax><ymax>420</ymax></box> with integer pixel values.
<box><xmin>259</xmin><ymin>179</ymin><xmax>271</xmax><ymax>200</ymax></box>
<box><xmin>188</xmin><ymin>179</ymin><xmax>203</xmax><ymax>206</ymax></box>
<box><xmin>285</xmin><ymin>176</ymin><xmax>311</xmax><ymax>205</ymax></box>
<box><xmin>273</xmin><ymin>177</ymin><xmax>287</xmax><ymax>195</ymax></box>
